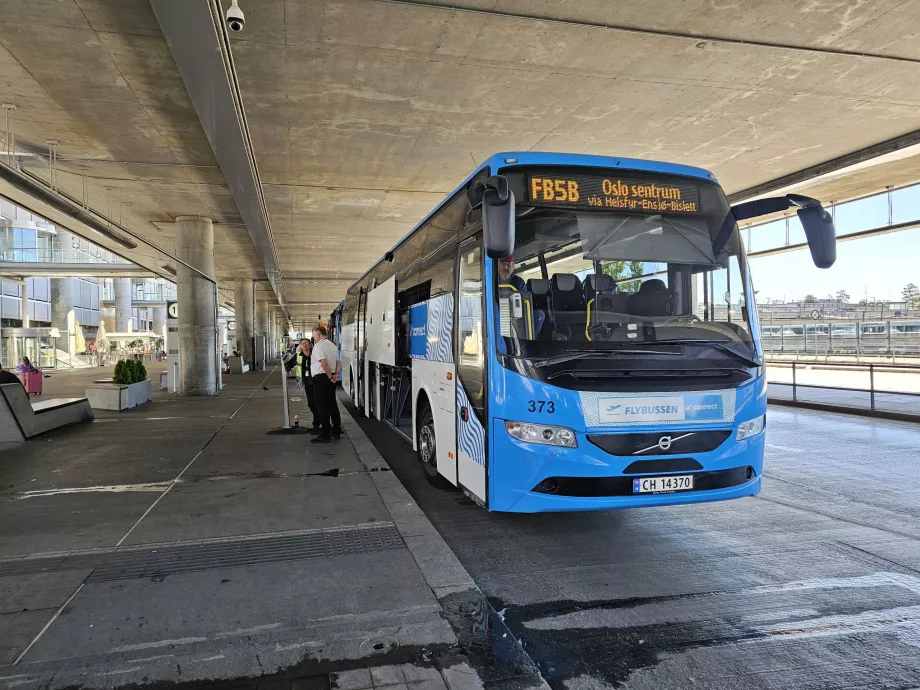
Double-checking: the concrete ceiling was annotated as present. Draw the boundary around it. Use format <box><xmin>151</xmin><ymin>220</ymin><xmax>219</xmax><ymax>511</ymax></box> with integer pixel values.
<box><xmin>2</xmin><ymin>0</ymin><xmax>920</xmax><ymax>325</ymax></box>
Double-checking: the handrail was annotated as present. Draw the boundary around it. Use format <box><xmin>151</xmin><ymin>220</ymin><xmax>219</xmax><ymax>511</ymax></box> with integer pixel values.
<box><xmin>765</xmin><ymin>359</ymin><xmax>920</xmax><ymax>412</ymax></box>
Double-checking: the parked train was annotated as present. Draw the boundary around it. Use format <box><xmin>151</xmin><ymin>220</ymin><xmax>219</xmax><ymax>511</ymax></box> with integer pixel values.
<box><xmin>760</xmin><ymin>319</ymin><xmax>920</xmax><ymax>354</ymax></box>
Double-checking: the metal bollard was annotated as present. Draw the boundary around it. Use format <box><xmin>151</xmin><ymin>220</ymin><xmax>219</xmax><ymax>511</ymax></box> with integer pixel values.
<box><xmin>281</xmin><ymin>359</ymin><xmax>291</xmax><ymax>428</ymax></box>
<box><xmin>869</xmin><ymin>363</ymin><xmax>876</xmax><ymax>411</ymax></box>
<box><xmin>792</xmin><ymin>361</ymin><xmax>797</xmax><ymax>402</ymax></box>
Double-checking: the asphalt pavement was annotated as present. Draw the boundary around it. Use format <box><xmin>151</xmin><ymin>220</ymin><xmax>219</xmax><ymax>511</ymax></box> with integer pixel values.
<box><xmin>345</xmin><ymin>400</ymin><xmax>920</xmax><ymax>690</ymax></box>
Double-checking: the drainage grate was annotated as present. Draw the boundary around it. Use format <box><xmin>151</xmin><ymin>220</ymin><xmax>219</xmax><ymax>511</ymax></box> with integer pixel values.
<box><xmin>0</xmin><ymin>523</ymin><xmax>404</xmax><ymax>581</ymax></box>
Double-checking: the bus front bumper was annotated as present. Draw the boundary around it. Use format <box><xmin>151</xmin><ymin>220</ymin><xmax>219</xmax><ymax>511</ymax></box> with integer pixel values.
<box><xmin>490</xmin><ymin>421</ymin><xmax>764</xmax><ymax>513</ymax></box>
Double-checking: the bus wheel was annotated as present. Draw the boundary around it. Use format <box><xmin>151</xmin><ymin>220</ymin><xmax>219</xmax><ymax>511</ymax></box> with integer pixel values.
<box><xmin>417</xmin><ymin>404</ymin><xmax>448</xmax><ymax>489</ymax></box>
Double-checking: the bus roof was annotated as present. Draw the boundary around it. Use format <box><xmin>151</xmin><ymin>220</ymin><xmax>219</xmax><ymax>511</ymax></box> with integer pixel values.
<box><xmin>348</xmin><ymin>152</ymin><xmax>719</xmax><ymax>290</ymax></box>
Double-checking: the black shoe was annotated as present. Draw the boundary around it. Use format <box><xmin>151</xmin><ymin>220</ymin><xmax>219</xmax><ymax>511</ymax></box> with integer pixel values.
<box><xmin>308</xmin><ymin>427</ymin><xmax>321</xmax><ymax>435</ymax></box>
<box><xmin>331</xmin><ymin>433</ymin><xmax>341</xmax><ymax>440</ymax></box>
<box><xmin>310</xmin><ymin>435</ymin><xmax>331</xmax><ymax>444</ymax></box>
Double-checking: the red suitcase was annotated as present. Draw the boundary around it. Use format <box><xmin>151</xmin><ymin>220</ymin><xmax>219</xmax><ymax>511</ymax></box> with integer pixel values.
<box><xmin>23</xmin><ymin>370</ymin><xmax>43</xmax><ymax>395</ymax></box>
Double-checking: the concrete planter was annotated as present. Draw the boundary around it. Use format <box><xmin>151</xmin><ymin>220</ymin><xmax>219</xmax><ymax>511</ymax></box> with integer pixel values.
<box><xmin>85</xmin><ymin>379</ymin><xmax>152</xmax><ymax>411</ymax></box>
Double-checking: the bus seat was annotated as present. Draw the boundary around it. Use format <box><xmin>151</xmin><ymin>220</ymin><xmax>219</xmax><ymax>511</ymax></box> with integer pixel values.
<box><xmin>550</xmin><ymin>274</ymin><xmax>586</xmax><ymax>336</ymax></box>
<box><xmin>528</xmin><ymin>279</ymin><xmax>550</xmax><ymax>312</ymax></box>
<box><xmin>583</xmin><ymin>274</ymin><xmax>615</xmax><ymax>303</ymax></box>
<box><xmin>627</xmin><ymin>279</ymin><xmax>673</xmax><ymax>317</ymax></box>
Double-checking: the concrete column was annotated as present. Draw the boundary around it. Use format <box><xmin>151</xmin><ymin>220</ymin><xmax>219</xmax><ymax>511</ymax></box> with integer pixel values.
<box><xmin>114</xmin><ymin>278</ymin><xmax>133</xmax><ymax>332</ymax></box>
<box><xmin>234</xmin><ymin>279</ymin><xmax>254</xmax><ymax>366</ymax></box>
<box><xmin>176</xmin><ymin>216</ymin><xmax>217</xmax><ymax>396</ymax></box>
<box><xmin>20</xmin><ymin>279</ymin><xmax>30</xmax><ymax>328</ymax></box>
<box><xmin>51</xmin><ymin>277</ymin><xmax>75</xmax><ymax>354</ymax></box>
<box><xmin>152</xmin><ymin>306</ymin><xmax>167</xmax><ymax>339</ymax></box>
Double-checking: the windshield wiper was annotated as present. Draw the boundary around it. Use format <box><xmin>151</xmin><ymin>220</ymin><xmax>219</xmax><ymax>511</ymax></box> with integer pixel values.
<box><xmin>659</xmin><ymin>339</ymin><xmax>762</xmax><ymax>368</ymax></box>
<box><xmin>530</xmin><ymin>348</ymin><xmax>680</xmax><ymax>369</ymax></box>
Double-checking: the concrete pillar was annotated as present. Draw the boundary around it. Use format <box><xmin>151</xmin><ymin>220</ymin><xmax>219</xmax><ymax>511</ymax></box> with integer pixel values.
<box><xmin>20</xmin><ymin>279</ymin><xmax>30</xmax><ymax>329</ymax></box>
<box><xmin>152</xmin><ymin>306</ymin><xmax>167</xmax><ymax>339</ymax></box>
<box><xmin>176</xmin><ymin>216</ymin><xmax>217</xmax><ymax>396</ymax></box>
<box><xmin>51</xmin><ymin>277</ymin><xmax>75</xmax><ymax>354</ymax></box>
<box><xmin>234</xmin><ymin>278</ymin><xmax>254</xmax><ymax>366</ymax></box>
<box><xmin>256</xmin><ymin>300</ymin><xmax>269</xmax><ymax>337</ymax></box>
<box><xmin>114</xmin><ymin>278</ymin><xmax>133</xmax><ymax>332</ymax></box>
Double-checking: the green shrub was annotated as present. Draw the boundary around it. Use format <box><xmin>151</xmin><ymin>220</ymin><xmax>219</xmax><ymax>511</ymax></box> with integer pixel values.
<box><xmin>113</xmin><ymin>359</ymin><xmax>148</xmax><ymax>384</ymax></box>
<box><xmin>113</xmin><ymin>360</ymin><xmax>130</xmax><ymax>384</ymax></box>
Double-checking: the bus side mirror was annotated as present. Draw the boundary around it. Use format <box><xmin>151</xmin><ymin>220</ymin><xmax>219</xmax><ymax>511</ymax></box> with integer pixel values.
<box><xmin>730</xmin><ymin>193</ymin><xmax>836</xmax><ymax>268</ymax></box>
<box><xmin>480</xmin><ymin>176</ymin><xmax>515</xmax><ymax>259</ymax></box>
<box><xmin>796</xmin><ymin>205</ymin><xmax>837</xmax><ymax>269</ymax></box>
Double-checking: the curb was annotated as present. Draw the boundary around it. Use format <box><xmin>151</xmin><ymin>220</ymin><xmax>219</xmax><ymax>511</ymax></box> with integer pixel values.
<box><xmin>338</xmin><ymin>401</ymin><xmax>551</xmax><ymax>690</ymax></box>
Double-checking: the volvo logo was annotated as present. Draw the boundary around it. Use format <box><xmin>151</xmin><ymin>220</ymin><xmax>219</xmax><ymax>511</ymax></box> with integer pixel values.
<box><xmin>633</xmin><ymin>432</ymin><xmax>695</xmax><ymax>455</ymax></box>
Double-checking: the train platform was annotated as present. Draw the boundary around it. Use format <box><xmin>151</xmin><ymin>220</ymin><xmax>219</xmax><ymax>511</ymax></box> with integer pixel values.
<box><xmin>0</xmin><ymin>367</ymin><xmax>512</xmax><ymax>690</ymax></box>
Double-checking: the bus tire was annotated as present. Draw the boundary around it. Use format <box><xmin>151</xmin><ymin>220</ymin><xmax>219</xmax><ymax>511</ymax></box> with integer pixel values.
<box><xmin>417</xmin><ymin>402</ymin><xmax>449</xmax><ymax>489</ymax></box>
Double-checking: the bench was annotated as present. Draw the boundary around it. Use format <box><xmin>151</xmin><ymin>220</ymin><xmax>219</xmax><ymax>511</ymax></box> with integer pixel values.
<box><xmin>0</xmin><ymin>383</ymin><xmax>94</xmax><ymax>448</ymax></box>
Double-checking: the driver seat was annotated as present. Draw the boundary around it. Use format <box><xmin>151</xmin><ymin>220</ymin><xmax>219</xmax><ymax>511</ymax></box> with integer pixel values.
<box><xmin>627</xmin><ymin>279</ymin><xmax>674</xmax><ymax>317</ymax></box>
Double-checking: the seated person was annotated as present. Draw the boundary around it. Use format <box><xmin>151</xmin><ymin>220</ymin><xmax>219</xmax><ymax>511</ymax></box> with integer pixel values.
<box><xmin>497</xmin><ymin>256</ymin><xmax>545</xmax><ymax>337</ymax></box>
<box><xmin>17</xmin><ymin>357</ymin><xmax>38</xmax><ymax>375</ymax></box>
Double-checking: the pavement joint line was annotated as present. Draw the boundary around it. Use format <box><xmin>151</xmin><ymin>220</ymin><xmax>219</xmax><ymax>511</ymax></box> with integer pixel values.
<box><xmin>114</xmin><ymin>366</ymin><xmax>278</xmax><ymax>548</ymax></box>
<box><xmin>336</xmin><ymin>399</ymin><xmax>551</xmax><ymax>690</ymax></box>
<box><xmin>12</xmin><ymin>582</ymin><xmax>85</xmax><ymax>666</ymax></box>
<box><xmin>757</xmin><ymin>494</ymin><xmax>920</xmax><ymax>543</ymax></box>
<box><xmin>0</xmin><ymin>520</ymin><xmax>398</xmax><ymax>564</ymax></box>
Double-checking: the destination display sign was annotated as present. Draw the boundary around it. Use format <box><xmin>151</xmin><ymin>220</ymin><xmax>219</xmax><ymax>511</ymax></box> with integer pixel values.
<box><xmin>526</xmin><ymin>172</ymin><xmax>701</xmax><ymax>214</ymax></box>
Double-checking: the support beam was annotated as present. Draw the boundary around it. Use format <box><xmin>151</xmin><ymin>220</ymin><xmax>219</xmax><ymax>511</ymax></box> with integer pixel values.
<box><xmin>151</xmin><ymin>0</ymin><xmax>283</xmax><ymax>301</ymax></box>
<box><xmin>176</xmin><ymin>216</ymin><xmax>217</xmax><ymax>396</ymax></box>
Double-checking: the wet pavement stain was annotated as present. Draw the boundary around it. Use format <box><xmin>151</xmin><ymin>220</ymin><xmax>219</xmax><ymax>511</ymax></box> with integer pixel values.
<box><xmin>438</xmin><ymin>589</ymin><xmax>545</xmax><ymax>688</ymax></box>
<box><xmin>489</xmin><ymin>584</ymin><xmax>920</xmax><ymax>689</ymax></box>
<box><xmin>52</xmin><ymin>644</ymin><xmax>451</xmax><ymax>690</ymax></box>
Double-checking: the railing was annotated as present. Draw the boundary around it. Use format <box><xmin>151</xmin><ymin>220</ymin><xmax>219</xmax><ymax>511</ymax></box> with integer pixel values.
<box><xmin>766</xmin><ymin>359</ymin><xmax>920</xmax><ymax>417</ymax></box>
<box><xmin>0</xmin><ymin>247</ymin><xmax>131</xmax><ymax>264</ymax></box>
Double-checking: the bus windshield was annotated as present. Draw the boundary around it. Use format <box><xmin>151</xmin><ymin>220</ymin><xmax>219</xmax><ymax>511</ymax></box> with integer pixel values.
<box><xmin>494</xmin><ymin>192</ymin><xmax>756</xmax><ymax>366</ymax></box>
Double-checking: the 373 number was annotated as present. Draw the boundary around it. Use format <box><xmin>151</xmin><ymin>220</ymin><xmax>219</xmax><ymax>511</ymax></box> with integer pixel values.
<box><xmin>528</xmin><ymin>400</ymin><xmax>555</xmax><ymax>413</ymax></box>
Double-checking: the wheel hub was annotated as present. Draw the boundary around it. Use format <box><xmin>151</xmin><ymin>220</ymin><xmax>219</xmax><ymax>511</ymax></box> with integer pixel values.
<box><xmin>419</xmin><ymin>424</ymin><xmax>436</xmax><ymax>467</ymax></box>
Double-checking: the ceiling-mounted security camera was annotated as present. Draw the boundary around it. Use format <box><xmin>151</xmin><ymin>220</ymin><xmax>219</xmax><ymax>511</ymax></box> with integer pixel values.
<box><xmin>226</xmin><ymin>0</ymin><xmax>245</xmax><ymax>32</ymax></box>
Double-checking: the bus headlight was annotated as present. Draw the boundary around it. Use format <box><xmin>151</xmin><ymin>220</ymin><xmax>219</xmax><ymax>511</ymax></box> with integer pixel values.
<box><xmin>736</xmin><ymin>415</ymin><xmax>765</xmax><ymax>440</ymax></box>
<box><xmin>505</xmin><ymin>421</ymin><xmax>577</xmax><ymax>448</ymax></box>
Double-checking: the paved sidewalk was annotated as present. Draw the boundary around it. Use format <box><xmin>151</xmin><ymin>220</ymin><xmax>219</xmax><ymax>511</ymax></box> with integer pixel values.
<box><xmin>0</xmin><ymin>367</ymin><xmax>485</xmax><ymax>690</ymax></box>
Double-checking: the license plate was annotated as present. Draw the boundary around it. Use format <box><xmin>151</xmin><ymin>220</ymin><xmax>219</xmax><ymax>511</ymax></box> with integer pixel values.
<box><xmin>632</xmin><ymin>474</ymin><xmax>694</xmax><ymax>494</ymax></box>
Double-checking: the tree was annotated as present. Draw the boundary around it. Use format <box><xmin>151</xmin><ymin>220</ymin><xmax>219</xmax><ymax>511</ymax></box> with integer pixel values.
<box><xmin>903</xmin><ymin>283</ymin><xmax>920</xmax><ymax>308</ymax></box>
<box><xmin>602</xmin><ymin>261</ymin><xmax>626</xmax><ymax>281</ymax></box>
<box><xmin>835</xmin><ymin>290</ymin><xmax>850</xmax><ymax>303</ymax></box>
<box><xmin>804</xmin><ymin>294</ymin><xmax>817</xmax><ymax>303</ymax></box>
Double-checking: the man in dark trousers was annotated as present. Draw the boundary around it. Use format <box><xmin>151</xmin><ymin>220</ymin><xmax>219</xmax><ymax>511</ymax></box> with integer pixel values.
<box><xmin>310</xmin><ymin>325</ymin><xmax>341</xmax><ymax>443</ymax></box>
<box><xmin>284</xmin><ymin>338</ymin><xmax>319</xmax><ymax>432</ymax></box>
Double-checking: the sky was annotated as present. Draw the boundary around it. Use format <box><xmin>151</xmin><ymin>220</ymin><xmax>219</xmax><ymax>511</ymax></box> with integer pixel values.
<box><xmin>750</xmin><ymin>228</ymin><xmax>919</xmax><ymax>303</ymax></box>
<box><xmin>745</xmin><ymin>183</ymin><xmax>920</xmax><ymax>303</ymax></box>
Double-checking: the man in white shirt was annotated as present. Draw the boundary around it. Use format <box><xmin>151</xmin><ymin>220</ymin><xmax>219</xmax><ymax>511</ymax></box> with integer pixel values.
<box><xmin>310</xmin><ymin>325</ymin><xmax>342</xmax><ymax>443</ymax></box>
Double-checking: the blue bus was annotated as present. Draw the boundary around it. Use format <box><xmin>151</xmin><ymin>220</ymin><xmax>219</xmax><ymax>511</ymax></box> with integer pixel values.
<box><xmin>339</xmin><ymin>152</ymin><xmax>835</xmax><ymax>512</ymax></box>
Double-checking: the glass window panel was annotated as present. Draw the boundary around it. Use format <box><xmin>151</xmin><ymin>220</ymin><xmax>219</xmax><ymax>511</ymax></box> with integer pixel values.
<box><xmin>833</xmin><ymin>192</ymin><xmax>889</xmax><ymax>234</ymax></box>
<box><xmin>892</xmin><ymin>184</ymin><xmax>920</xmax><ymax>225</ymax></box>
<box><xmin>750</xmin><ymin>218</ymin><xmax>787</xmax><ymax>252</ymax></box>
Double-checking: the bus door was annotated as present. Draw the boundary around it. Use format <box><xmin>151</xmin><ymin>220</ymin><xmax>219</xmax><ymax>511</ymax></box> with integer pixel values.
<box><xmin>455</xmin><ymin>238</ymin><xmax>488</xmax><ymax>505</ymax></box>
<box><xmin>356</xmin><ymin>287</ymin><xmax>367</xmax><ymax>409</ymax></box>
